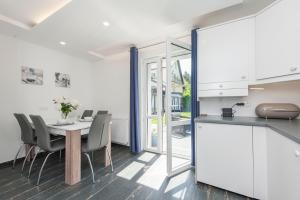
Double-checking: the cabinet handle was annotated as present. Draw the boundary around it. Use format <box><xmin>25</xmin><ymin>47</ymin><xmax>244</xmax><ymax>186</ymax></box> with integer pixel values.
<box><xmin>241</xmin><ymin>76</ymin><xmax>246</xmax><ymax>80</ymax></box>
<box><xmin>219</xmin><ymin>84</ymin><xmax>223</xmax><ymax>88</ymax></box>
<box><xmin>219</xmin><ymin>92</ymin><xmax>223</xmax><ymax>95</ymax></box>
<box><xmin>295</xmin><ymin>150</ymin><xmax>300</xmax><ymax>157</ymax></box>
<box><xmin>290</xmin><ymin>67</ymin><xmax>298</xmax><ymax>72</ymax></box>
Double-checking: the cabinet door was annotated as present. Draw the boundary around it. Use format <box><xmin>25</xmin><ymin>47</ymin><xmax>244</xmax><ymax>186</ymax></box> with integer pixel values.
<box><xmin>253</xmin><ymin>127</ymin><xmax>268</xmax><ymax>200</ymax></box>
<box><xmin>196</xmin><ymin>123</ymin><xmax>253</xmax><ymax>197</ymax></box>
<box><xmin>198</xmin><ymin>18</ymin><xmax>254</xmax><ymax>83</ymax></box>
<box><xmin>256</xmin><ymin>0</ymin><xmax>300</xmax><ymax>79</ymax></box>
<box><xmin>267</xmin><ymin>129</ymin><xmax>300</xmax><ymax>200</ymax></box>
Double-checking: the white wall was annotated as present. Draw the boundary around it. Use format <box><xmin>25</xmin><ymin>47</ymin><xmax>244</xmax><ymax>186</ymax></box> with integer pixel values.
<box><xmin>0</xmin><ymin>34</ymin><xmax>94</xmax><ymax>163</ymax></box>
<box><xmin>199</xmin><ymin>80</ymin><xmax>300</xmax><ymax>117</ymax></box>
<box><xmin>92</xmin><ymin>53</ymin><xmax>130</xmax><ymax>145</ymax></box>
<box><xmin>92</xmin><ymin>53</ymin><xmax>130</xmax><ymax>119</ymax></box>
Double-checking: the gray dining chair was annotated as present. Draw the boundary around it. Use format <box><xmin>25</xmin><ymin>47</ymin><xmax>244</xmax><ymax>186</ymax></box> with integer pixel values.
<box><xmin>81</xmin><ymin>110</ymin><xmax>94</xmax><ymax>119</ymax></box>
<box><xmin>97</xmin><ymin>110</ymin><xmax>108</xmax><ymax>115</ymax></box>
<box><xmin>29</xmin><ymin>115</ymin><xmax>66</xmax><ymax>185</ymax></box>
<box><xmin>13</xmin><ymin>114</ymin><xmax>37</xmax><ymax>171</ymax></box>
<box><xmin>81</xmin><ymin>114</ymin><xmax>113</xmax><ymax>183</ymax></box>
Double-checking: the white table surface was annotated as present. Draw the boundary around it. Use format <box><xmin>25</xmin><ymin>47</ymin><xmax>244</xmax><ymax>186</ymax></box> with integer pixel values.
<box><xmin>47</xmin><ymin>121</ymin><xmax>92</xmax><ymax>136</ymax></box>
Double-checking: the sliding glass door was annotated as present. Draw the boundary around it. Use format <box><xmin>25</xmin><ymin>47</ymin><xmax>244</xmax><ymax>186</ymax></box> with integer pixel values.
<box><xmin>166</xmin><ymin>39</ymin><xmax>192</xmax><ymax>176</ymax></box>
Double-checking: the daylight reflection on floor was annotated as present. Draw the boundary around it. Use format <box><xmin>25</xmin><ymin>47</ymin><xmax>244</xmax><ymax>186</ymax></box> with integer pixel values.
<box><xmin>116</xmin><ymin>152</ymin><xmax>191</xmax><ymax>195</ymax></box>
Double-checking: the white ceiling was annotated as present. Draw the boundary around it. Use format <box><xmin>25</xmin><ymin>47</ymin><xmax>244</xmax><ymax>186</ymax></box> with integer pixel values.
<box><xmin>0</xmin><ymin>0</ymin><xmax>71</xmax><ymax>28</ymax></box>
<box><xmin>0</xmin><ymin>0</ymin><xmax>243</xmax><ymax>61</ymax></box>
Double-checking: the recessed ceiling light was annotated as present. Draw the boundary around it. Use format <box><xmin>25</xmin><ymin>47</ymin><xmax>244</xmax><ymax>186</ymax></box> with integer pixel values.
<box><xmin>103</xmin><ymin>21</ymin><xmax>110</xmax><ymax>27</ymax></box>
<box><xmin>59</xmin><ymin>41</ymin><xmax>67</xmax><ymax>46</ymax></box>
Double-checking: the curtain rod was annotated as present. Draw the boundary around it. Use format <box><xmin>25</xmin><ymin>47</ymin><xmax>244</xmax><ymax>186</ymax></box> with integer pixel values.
<box><xmin>137</xmin><ymin>33</ymin><xmax>191</xmax><ymax>50</ymax></box>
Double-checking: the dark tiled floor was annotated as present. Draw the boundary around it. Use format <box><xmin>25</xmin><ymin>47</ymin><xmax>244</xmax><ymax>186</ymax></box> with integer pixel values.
<box><xmin>0</xmin><ymin>145</ymin><xmax>252</xmax><ymax>200</ymax></box>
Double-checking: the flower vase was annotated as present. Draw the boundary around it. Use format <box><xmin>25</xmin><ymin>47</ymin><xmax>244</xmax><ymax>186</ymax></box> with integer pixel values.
<box><xmin>57</xmin><ymin>113</ymin><xmax>69</xmax><ymax>124</ymax></box>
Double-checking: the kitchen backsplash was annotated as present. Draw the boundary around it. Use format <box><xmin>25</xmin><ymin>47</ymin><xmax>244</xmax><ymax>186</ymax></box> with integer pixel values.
<box><xmin>199</xmin><ymin>80</ymin><xmax>300</xmax><ymax>118</ymax></box>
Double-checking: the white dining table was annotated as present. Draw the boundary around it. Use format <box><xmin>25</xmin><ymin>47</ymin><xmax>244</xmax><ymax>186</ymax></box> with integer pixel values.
<box><xmin>45</xmin><ymin>121</ymin><xmax>112</xmax><ymax>185</ymax></box>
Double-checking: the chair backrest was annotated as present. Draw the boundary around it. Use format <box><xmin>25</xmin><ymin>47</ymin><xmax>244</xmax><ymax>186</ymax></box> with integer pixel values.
<box><xmin>14</xmin><ymin>113</ymin><xmax>35</xmax><ymax>144</ymax></box>
<box><xmin>29</xmin><ymin>115</ymin><xmax>51</xmax><ymax>151</ymax></box>
<box><xmin>81</xmin><ymin>110</ymin><xmax>93</xmax><ymax>119</ymax></box>
<box><xmin>87</xmin><ymin>114</ymin><xmax>111</xmax><ymax>151</ymax></box>
<box><xmin>97</xmin><ymin>110</ymin><xmax>108</xmax><ymax>115</ymax></box>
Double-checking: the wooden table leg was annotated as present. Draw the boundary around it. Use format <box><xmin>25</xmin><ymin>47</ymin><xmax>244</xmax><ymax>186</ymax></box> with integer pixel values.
<box><xmin>104</xmin><ymin>122</ymin><xmax>112</xmax><ymax>167</ymax></box>
<box><xmin>65</xmin><ymin>130</ymin><xmax>81</xmax><ymax>185</ymax></box>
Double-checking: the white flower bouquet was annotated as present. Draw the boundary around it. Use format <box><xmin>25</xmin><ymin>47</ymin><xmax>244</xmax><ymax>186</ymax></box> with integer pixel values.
<box><xmin>53</xmin><ymin>97</ymin><xmax>80</xmax><ymax>119</ymax></box>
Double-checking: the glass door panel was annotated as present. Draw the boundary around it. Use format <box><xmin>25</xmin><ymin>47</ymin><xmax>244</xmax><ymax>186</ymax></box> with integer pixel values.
<box><xmin>166</xmin><ymin>39</ymin><xmax>192</xmax><ymax>176</ymax></box>
<box><xmin>146</xmin><ymin>60</ymin><xmax>162</xmax><ymax>152</ymax></box>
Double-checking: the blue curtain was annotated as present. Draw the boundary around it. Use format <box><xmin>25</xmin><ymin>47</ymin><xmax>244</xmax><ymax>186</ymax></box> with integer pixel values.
<box><xmin>191</xmin><ymin>29</ymin><xmax>199</xmax><ymax>166</ymax></box>
<box><xmin>130</xmin><ymin>47</ymin><xmax>141</xmax><ymax>153</ymax></box>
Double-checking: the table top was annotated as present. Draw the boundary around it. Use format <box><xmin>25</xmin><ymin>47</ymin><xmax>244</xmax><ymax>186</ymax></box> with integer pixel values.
<box><xmin>47</xmin><ymin>121</ymin><xmax>92</xmax><ymax>131</ymax></box>
<box><xmin>47</xmin><ymin>121</ymin><xmax>92</xmax><ymax>136</ymax></box>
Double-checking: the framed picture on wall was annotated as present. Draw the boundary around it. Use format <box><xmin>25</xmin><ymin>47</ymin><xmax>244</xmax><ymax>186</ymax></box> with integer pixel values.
<box><xmin>55</xmin><ymin>72</ymin><xmax>71</xmax><ymax>88</ymax></box>
<box><xmin>21</xmin><ymin>66</ymin><xmax>44</xmax><ymax>85</ymax></box>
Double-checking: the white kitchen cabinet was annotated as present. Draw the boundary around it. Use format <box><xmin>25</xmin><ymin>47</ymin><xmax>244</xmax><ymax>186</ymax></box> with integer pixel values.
<box><xmin>256</xmin><ymin>0</ymin><xmax>300</xmax><ymax>80</ymax></box>
<box><xmin>198</xmin><ymin>88</ymin><xmax>248</xmax><ymax>98</ymax></box>
<box><xmin>198</xmin><ymin>82</ymin><xmax>248</xmax><ymax>91</ymax></box>
<box><xmin>197</xmin><ymin>17</ymin><xmax>254</xmax><ymax>97</ymax></box>
<box><xmin>267</xmin><ymin>129</ymin><xmax>300</xmax><ymax>200</ymax></box>
<box><xmin>253</xmin><ymin>127</ymin><xmax>268</xmax><ymax>200</ymax></box>
<box><xmin>196</xmin><ymin>123</ymin><xmax>253</xmax><ymax>197</ymax></box>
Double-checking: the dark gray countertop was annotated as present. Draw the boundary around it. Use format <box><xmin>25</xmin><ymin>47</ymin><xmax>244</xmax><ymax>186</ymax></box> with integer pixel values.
<box><xmin>195</xmin><ymin>115</ymin><xmax>300</xmax><ymax>144</ymax></box>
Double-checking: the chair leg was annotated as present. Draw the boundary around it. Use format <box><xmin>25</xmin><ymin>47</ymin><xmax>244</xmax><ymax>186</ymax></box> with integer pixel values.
<box><xmin>28</xmin><ymin>148</ymin><xmax>40</xmax><ymax>178</ymax></box>
<box><xmin>91</xmin><ymin>151</ymin><xmax>94</xmax><ymax>161</ymax></box>
<box><xmin>106</xmin><ymin>148</ymin><xmax>113</xmax><ymax>172</ymax></box>
<box><xmin>21</xmin><ymin>145</ymin><xmax>35</xmax><ymax>172</ymax></box>
<box><xmin>84</xmin><ymin>153</ymin><xmax>95</xmax><ymax>183</ymax></box>
<box><xmin>59</xmin><ymin>150</ymin><xmax>62</xmax><ymax>161</ymax></box>
<box><xmin>37</xmin><ymin>152</ymin><xmax>54</xmax><ymax>185</ymax></box>
<box><xmin>12</xmin><ymin>144</ymin><xmax>24</xmax><ymax>169</ymax></box>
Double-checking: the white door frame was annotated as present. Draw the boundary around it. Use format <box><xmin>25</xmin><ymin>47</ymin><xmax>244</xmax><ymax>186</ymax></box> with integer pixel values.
<box><xmin>166</xmin><ymin>38</ymin><xmax>192</xmax><ymax>177</ymax></box>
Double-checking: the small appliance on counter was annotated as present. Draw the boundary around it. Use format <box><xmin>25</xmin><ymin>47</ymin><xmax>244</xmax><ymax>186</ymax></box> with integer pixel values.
<box><xmin>221</xmin><ymin>102</ymin><xmax>245</xmax><ymax>118</ymax></box>
<box><xmin>255</xmin><ymin>103</ymin><xmax>300</xmax><ymax>120</ymax></box>
<box><xmin>222</xmin><ymin>108</ymin><xmax>233</xmax><ymax>117</ymax></box>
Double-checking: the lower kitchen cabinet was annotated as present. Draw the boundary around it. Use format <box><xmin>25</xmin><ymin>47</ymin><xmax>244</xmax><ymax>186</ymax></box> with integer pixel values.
<box><xmin>196</xmin><ymin>123</ymin><xmax>253</xmax><ymax>197</ymax></box>
<box><xmin>253</xmin><ymin>127</ymin><xmax>268</xmax><ymax>200</ymax></box>
<box><xmin>196</xmin><ymin>122</ymin><xmax>300</xmax><ymax>199</ymax></box>
<box><xmin>267</xmin><ymin>129</ymin><xmax>300</xmax><ymax>200</ymax></box>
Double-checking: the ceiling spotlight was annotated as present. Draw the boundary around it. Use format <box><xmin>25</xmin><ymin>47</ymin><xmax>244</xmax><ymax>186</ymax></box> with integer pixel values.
<box><xmin>103</xmin><ymin>21</ymin><xmax>110</xmax><ymax>27</ymax></box>
<box><xmin>59</xmin><ymin>41</ymin><xmax>67</xmax><ymax>46</ymax></box>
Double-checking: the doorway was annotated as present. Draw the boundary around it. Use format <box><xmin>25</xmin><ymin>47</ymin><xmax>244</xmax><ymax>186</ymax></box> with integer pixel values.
<box><xmin>144</xmin><ymin>39</ymin><xmax>192</xmax><ymax>176</ymax></box>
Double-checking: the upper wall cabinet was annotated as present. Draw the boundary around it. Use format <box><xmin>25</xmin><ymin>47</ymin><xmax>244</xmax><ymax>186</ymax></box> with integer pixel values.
<box><xmin>197</xmin><ymin>18</ymin><xmax>254</xmax><ymax>97</ymax></box>
<box><xmin>256</xmin><ymin>0</ymin><xmax>300</xmax><ymax>80</ymax></box>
